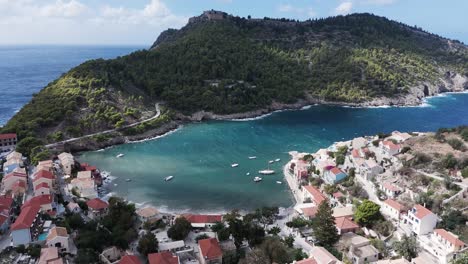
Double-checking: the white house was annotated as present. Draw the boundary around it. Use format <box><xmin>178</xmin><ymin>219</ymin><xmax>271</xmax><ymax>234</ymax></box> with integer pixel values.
<box><xmin>380</xmin><ymin>182</ymin><xmax>403</xmax><ymax>198</ymax></box>
<box><xmin>182</xmin><ymin>214</ymin><xmax>222</xmax><ymax>228</ymax></box>
<box><xmin>425</xmin><ymin>229</ymin><xmax>467</xmax><ymax>264</ymax></box>
<box><xmin>404</xmin><ymin>204</ymin><xmax>438</xmax><ymax>235</ymax></box>
<box><xmin>360</xmin><ymin>159</ymin><xmax>383</xmax><ymax>180</ymax></box>
<box><xmin>302</xmin><ymin>185</ymin><xmax>326</xmax><ymax>205</ymax></box>
<box><xmin>47</xmin><ymin>226</ymin><xmax>70</xmax><ymax>253</ymax></box>
<box><xmin>388</xmin><ymin>131</ymin><xmax>412</xmax><ymax>143</ymax></box>
<box><xmin>136</xmin><ymin>206</ymin><xmax>160</xmax><ymax>223</ymax></box>
<box><xmin>309</xmin><ymin>246</ymin><xmax>343</xmax><ymax>264</ymax></box>
<box><xmin>381</xmin><ymin>199</ymin><xmax>405</xmax><ymax>221</ymax></box>
<box><xmin>380</xmin><ymin>141</ymin><xmax>401</xmax><ymax>156</ymax></box>
<box><xmin>10</xmin><ymin>205</ymin><xmax>40</xmax><ymax>245</ymax></box>
<box><xmin>86</xmin><ymin>198</ymin><xmax>109</xmax><ymax>220</ymax></box>
<box><xmin>58</xmin><ymin>152</ymin><xmax>74</xmax><ymax>175</ymax></box>
<box><xmin>67</xmin><ymin>202</ymin><xmax>81</xmax><ymax>214</ymax></box>
<box><xmin>323</xmin><ymin>167</ymin><xmax>348</xmax><ymax>184</ymax></box>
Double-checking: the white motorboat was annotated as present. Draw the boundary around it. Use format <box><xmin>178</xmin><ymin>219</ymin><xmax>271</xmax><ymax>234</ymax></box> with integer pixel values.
<box><xmin>276</xmin><ymin>181</ymin><xmax>282</xmax><ymax>184</ymax></box>
<box><xmin>116</xmin><ymin>153</ymin><xmax>124</xmax><ymax>158</ymax></box>
<box><xmin>125</xmin><ymin>179</ymin><xmax>131</xmax><ymax>182</ymax></box>
<box><xmin>231</xmin><ymin>163</ymin><xmax>239</xmax><ymax>168</ymax></box>
<box><xmin>269</xmin><ymin>160</ymin><xmax>274</xmax><ymax>164</ymax></box>
<box><xmin>254</xmin><ymin>177</ymin><xmax>262</xmax><ymax>182</ymax></box>
<box><xmin>165</xmin><ymin>176</ymin><xmax>174</xmax><ymax>181</ymax></box>
<box><xmin>114</xmin><ymin>183</ymin><xmax>118</xmax><ymax>186</ymax></box>
<box><xmin>259</xmin><ymin>169</ymin><xmax>275</xmax><ymax>175</ymax></box>
<box><xmin>246</xmin><ymin>172</ymin><xmax>250</xmax><ymax>176</ymax></box>
<box><xmin>248</xmin><ymin>156</ymin><xmax>257</xmax><ymax>159</ymax></box>
<box><xmin>275</xmin><ymin>158</ymin><xmax>281</xmax><ymax>162</ymax></box>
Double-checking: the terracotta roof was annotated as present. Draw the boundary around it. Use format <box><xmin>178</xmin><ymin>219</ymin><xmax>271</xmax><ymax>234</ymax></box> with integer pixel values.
<box><xmin>382</xmin><ymin>182</ymin><xmax>400</xmax><ymax>192</ymax></box>
<box><xmin>0</xmin><ymin>196</ymin><xmax>13</xmax><ymax>211</ymax></box>
<box><xmin>384</xmin><ymin>199</ymin><xmax>404</xmax><ymax>212</ymax></box>
<box><xmin>183</xmin><ymin>214</ymin><xmax>222</xmax><ymax>224</ymax></box>
<box><xmin>434</xmin><ymin>229</ymin><xmax>465</xmax><ymax>247</ymax></box>
<box><xmin>301</xmin><ymin>206</ymin><xmax>318</xmax><ymax>218</ymax></box>
<box><xmin>84</xmin><ymin>166</ymin><xmax>97</xmax><ymax>171</ymax></box>
<box><xmin>296</xmin><ymin>258</ymin><xmax>318</xmax><ymax>264</ymax></box>
<box><xmin>412</xmin><ymin>204</ymin><xmax>434</xmax><ymax>219</ymax></box>
<box><xmin>12</xmin><ymin>180</ymin><xmax>26</xmax><ymax>191</ymax></box>
<box><xmin>303</xmin><ymin>185</ymin><xmax>326</xmax><ymax>204</ymax></box>
<box><xmin>333</xmin><ymin>192</ymin><xmax>344</xmax><ymax>199</ymax></box>
<box><xmin>383</xmin><ymin>141</ymin><xmax>400</xmax><ymax>150</ymax></box>
<box><xmin>310</xmin><ymin>247</ymin><xmax>339</xmax><ymax>264</ymax></box>
<box><xmin>11</xmin><ymin>205</ymin><xmax>40</xmax><ymax>230</ymax></box>
<box><xmin>86</xmin><ymin>198</ymin><xmax>108</xmax><ymax>210</ymax></box>
<box><xmin>199</xmin><ymin>238</ymin><xmax>222</xmax><ymax>259</ymax></box>
<box><xmin>351</xmin><ymin>149</ymin><xmax>360</xmax><ymax>158</ymax></box>
<box><xmin>335</xmin><ymin>216</ymin><xmax>359</xmax><ymax>231</ymax></box>
<box><xmin>3</xmin><ymin>171</ymin><xmax>27</xmax><ymax>181</ymax></box>
<box><xmin>119</xmin><ymin>255</ymin><xmax>142</xmax><ymax>264</ymax></box>
<box><xmin>38</xmin><ymin>247</ymin><xmax>62</xmax><ymax>264</ymax></box>
<box><xmin>22</xmin><ymin>194</ymin><xmax>52</xmax><ymax>209</ymax></box>
<box><xmin>35</xmin><ymin>182</ymin><xmax>50</xmax><ymax>190</ymax></box>
<box><xmin>47</xmin><ymin>226</ymin><xmax>69</xmax><ymax>241</ymax></box>
<box><xmin>34</xmin><ymin>170</ymin><xmax>54</xmax><ymax>181</ymax></box>
<box><xmin>0</xmin><ymin>133</ymin><xmax>16</xmax><ymax>140</ymax></box>
<box><xmin>148</xmin><ymin>252</ymin><xmax>179</xmax><ymax>264</ymax></box>
<box><xmin>330</xmin><ymin>167</ymin><xmax>345</xmax><ymax>175</ymax></box>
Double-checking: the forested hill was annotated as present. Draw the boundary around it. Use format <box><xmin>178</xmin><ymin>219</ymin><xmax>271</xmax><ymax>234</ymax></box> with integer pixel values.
<box><xmin>2</xmin><ymin>11</ymin><xmax>468</xmax><ymax>148</ymax></box>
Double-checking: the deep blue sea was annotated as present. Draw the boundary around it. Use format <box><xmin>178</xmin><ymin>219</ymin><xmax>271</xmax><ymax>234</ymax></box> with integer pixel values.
<box><xmin>1</xmin><ymin>45</ymin><xmax>468</xmax><ymax>213</ymax></box>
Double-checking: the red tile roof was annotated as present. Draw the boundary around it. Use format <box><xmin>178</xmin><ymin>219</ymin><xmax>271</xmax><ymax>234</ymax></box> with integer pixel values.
<box><xmin>0</xmin><ymin>196</ymin><xmax>13</xmax><ymax>211</ymax></box>
<box><xmin>84</xmin><ymin>166</ymin><xmax>97</xmax><ymax>171</ymax></box>
<box><xmin>12</xmin><ymin>180</ymin><xmax>26</xmax><ymax>191</ymax></box>
<box><xmin>22</xmin><ymin>194</ymin><xmax>52</xmax><ymax>209</ymax></box>
<box><xmin>383</xmin><ymin>141</ymin><xmax>400</xmax><ymax>150</ymax></box>
<box><xmin>302</xmin><ymin>207</ymin><xmax>318</xmax><ymax>218</ymax></box>
<box><xmin>3</xmin><ymin>172</ymin><xmax>27</xmax><ymax>181</ymax></box>
<box><xmin>86</xmin><ymin>198</ymin><xmax>108</xmax><ymax>210</ymax></box>
<box><xmin>296</xmin><ymin>258</ymin><xmax>318</xmax><ymax>264</ymax></box>
<box><xmin>11</xmin><ymin>205</ymin><xmax>40</xmax><ymax>230</ymax></box>
<box><xmin>148</xmin><ymin>252</ymin><xmax>179</xmax><ymax>264</ymax></box>
<box><xmin>330</xmin><ymin>167</ymin><xmax>344</xmax><ymax>175</ymax></box>
<box><xmin>183</xmin><ymin>214</ymin><xmax>222</xmax><ymax>224</ymax></box>
<box><xmin>303</xmin><ymin>185</ymin><xmax>326</xmax><ymax>205</ymax></box>
<box><xmin>434</xmin><ymin>229</ymin><xmax>465</xmax><ymax>247</ymax></box>
<box><xmin>199</xmin><ymin>238</ymin><xmax>222</xmax><ymax>260</ymax></box>
<box><xmin>335</xmin><ymin>216</ymin><xmax>359</xmax><ymax>231</ymax></box>
<box><xmin>34</xmin><ymin>182</ymin><xmax>50</xmax><ymax>190</ymax></box>
<box><xmin>382</xmin><ymin>182</ymin><xmax>401</xmax><ymax>192</ymax></box>
<box><xmin>412</xmin><ymin>204</ymin><xmax>434</xmax><ymax>219</ymax></box>
<box><xmin>384</xmin><ymin>199</ymin><xmax>404</xmax><ymax>212</ymax></box>
<box><xmin>351</xmin><ymin>149</ymin><xmax>360</xmax><ymax>158</ymax></box>
<box><xmin>34</xmin><ymin>170</ymin><xmax>54</xmax><ymax>181</ymax></box>
<box><xmin>333</xmin><ymin>192</ymin><xmax>344</xmax><ymax>199</ymax></box>
<box><xmin>0</xmin><ymin>133</ymin><xmax>16</xmax><ymax>140</ymax></box>
<box><xmin>119</xmin><ymin>255</ymin><xmax>142</xmax><ymax>264</ymax></box>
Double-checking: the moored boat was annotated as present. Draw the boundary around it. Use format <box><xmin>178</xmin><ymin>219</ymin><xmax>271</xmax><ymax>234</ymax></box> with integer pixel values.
<box><xmin>269</xmin><ymin>160</ymin><xmax>274</xmax><ymax>164</ymax></box>
<box><xmin>165</xmin><ymin>176</ymin><xmax>174</xmax><ymax>181</ymax></box>
<box><xmin>276</xmin><ymin>181</ymin><xmax>282</xmax><ymax>184</ymax></box>
<box><xmin>275</xmin><ymin>158</ymin><xmax>281</xmax><ymax>162</ymax></box>
<box><xmin>259</xmin><ymin>169</ymin><xmax>275</xmax><ymax>175</ymax></box>
<box><xmin>254</xmin><ymin>176</ymin><xmax>262</xmax><ymax>182</ymax></box>
<box><xmin>248</xmin><ymin>156</ymin><xmax>257</xmax><ymax>159</ymax></box>
<box><xmin>231</xmin><ymin>163</ymin><xmax>239</xmax><ymax>168</ymax></box>
<box><xmin>116</xmin><ymin>153</ymin><xmax>124</xmax><ymax>158</ymax></box>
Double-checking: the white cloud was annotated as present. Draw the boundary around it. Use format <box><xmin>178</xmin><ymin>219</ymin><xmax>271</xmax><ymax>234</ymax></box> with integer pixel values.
<box><xmin>335</xmin><ymin>1</ymin><xmax>353</xmax><ymax>15</ymax></box>
<box><xmin>364</xmin><ymin>0</ymin><xmax>396</xmax><ymax>5</ymax></box>
<box><xmin>0</xmin><ymin>0</ymin><xmax>188</xmax><ymax>45</ymax></box>
<box><xmin>277</xmin><ymin>4</ymin><xmax>317</xmax><ymax>18</ymax></box>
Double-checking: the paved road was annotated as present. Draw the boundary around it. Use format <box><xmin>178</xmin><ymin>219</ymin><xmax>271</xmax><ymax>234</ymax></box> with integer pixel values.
<box><xmin>46</xmin><ymin>103</ymin><xmax>160</xmax><ymax>148</ymax></box>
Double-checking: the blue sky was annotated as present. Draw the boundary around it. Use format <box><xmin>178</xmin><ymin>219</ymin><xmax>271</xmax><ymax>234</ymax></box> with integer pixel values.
<box><xmin>1</xmin><ymin>0</ymin><xmax>467</xmax><ymax>45</ymax></box>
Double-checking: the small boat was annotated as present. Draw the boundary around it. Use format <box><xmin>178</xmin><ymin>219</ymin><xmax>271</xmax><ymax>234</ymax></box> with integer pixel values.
<box><xmin>269</xmin><ymin>160</ymin><xmax>274</xmax><ymax>164</ymax></box>
<box><xmin>259</xmin><ymin>169</ymin><xmax>275</xmax><ymax>175</ymax></box>
<box><xmin>248</xmin><ymin>156</ymin><xmax>257</xmax><ymax>159</ymax></box>
<box><xmin>254</xmin><ymin>177</ymin><xmax>262</xmax><ymax>182</ymax></box>
<box><xmin>275</xmin><ymin>158</ymin><xmax>281</xmax><ymax>162</ymax></box>
<box><xmin>114</xmin><ymin>183</ymin><xmax>118</xmax><ymax>186</ymax></box>
<box><xmin>165</xmin><ymin>176</ymin><xmax>174</xmax><ymax>181</ymax></box>
<box><xmin>246</xmin><ymin>172</ymin><xmax>250</xmax><ymax>176</ymax></box>
<box><xmin>116</xmin><ymin>153</ymin><xmax>124</xmax><ymax>158</ymax></box>
<box><xmin>125</xmin><ymin>179</ymin><xmax>131</xmax><ymax>182</ymax></box>
<box><xmin>231</xmin><ymin>163</ymin><xmax>239</xmax><ymax>168</ymax></box>
<box><xmin>276</xmin><ymin>181</ymin><xmax>282</xmax><ymax>184</ymax></box>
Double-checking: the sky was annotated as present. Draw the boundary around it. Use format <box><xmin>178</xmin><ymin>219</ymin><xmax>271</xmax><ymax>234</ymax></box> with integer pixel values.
<box><xmin>0</xmin><ymin>0</ymin><xmax>467</xmax><ymax>46</ymax></box>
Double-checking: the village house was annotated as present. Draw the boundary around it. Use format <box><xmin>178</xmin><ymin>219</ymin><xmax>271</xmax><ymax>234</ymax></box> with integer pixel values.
<box><xmin>198</xmin><ymin>237</ymin><xmax>223</xmax><ymax>264</ymax></box>
<box><xmin>10</xmin><ymin>205</ymin><xmax>41</xmax><ymax>245</ymax></box>
<box><xmin>1</xmin><ymin>170</ymin><xmax>27</xmax><ymax>192</ymax></box>
<box><xmin>37</xmin><ymin>247</ymin><xmax>64</xmax><ymax>264</ymax></box>
<box><xmin>380</xmin><ymin>141</ymin><xmax>401</xmax><ymax>156</ymax></box>
<box><xmin>380</xmin><ymin>182</ymin><xmax>403</xmax><ymax>198</ymax></box>
<box><xmin>352</xmin><ymin>137</ymin><xmax>368</xmax><ymax>150</ymax></box>
<box><xmin>32</xmin><ymin>169</ymin><xmax>55</xmax><ymax>190</ymax></box>
<box><xmin>136</xmin><ymin>206</ymin><xmax>160</xmax><ymax>223</ymax></box>
<box><xmin>312</xmin><ymin>149</ymin><xmax>336</xmax><ymax>175</ymax></box>
<box><xmin>86</xmin><ymin>198</ymin><xmax>109</xmax><ymax>220</ymax></box>
<box><xmin>344</xmin><ymin>234</ymin><xmax>380</xmax><ymax>264</ymax></box>
<box><xmin>294</xmin><ymin>204</ymin><xmax>318</xmax><ymax>220</ymax></box>
<box><xmin>404</xmin><ymin>204</ymin><xmax>438</xmax><ymax>235</ymax></box>
<box><xmin>360</xmin><ymin>159</ymin><xmax>383</xmax><ymax>180</ymax></box>
<box><xmin>148</xmin><ymin>252</ymin><xmax>180</xmax><ymax>264</ymax></box>
<box><xmin>37</xmin><ymin>160</ymin><xmax>54</xmax><ymax>172</ymax></box>
<box><xmin>119</xmin><ymin>255</ymin><xmax>142</xmax><ymax>264</ymax></box>
<box><xmin>0</xmin><ymin>133</ymin><xmax>17</xmax><ymax>152</ymax></box>
<box><xmin>375</xmin><ymin>258</ymin><xmax>410</xmax><ymax>264</ymax></box>
<box><xmin>182</xmin><ymin>214</ymin><xmax>222</xmax><ymax>228</ymax></box>
<box><xmin>67</xmin><ymin>202</ymin><xmax>81</xmax><ymax>213</ymax></box>
<box><xmin>58</xmin><ymin>152</ymin><xmax>74</xmax><ymax>175</ymax></box>
<box><xmin>388</xmin><ymin>131</ymin><xmax>412</xmax><ymax>143</ymax></box>
<box><xmin>332</xmin><ymin>206</ymin><xmax>354</xmax><ymax>219</ymax></box>
<box><xmin>335</xmin><ymin>216</ymin><xmax>359</xmax><ymax>235</ymax></box>
<box><xmin>0</xmin><ymin>195</ymin><xmax>13</xmax><ymax>234</ymax></box>
<box><xmin>46</xmin><ymin>226</ymin><xmax>70</xmax><ymax>253</ymax></box>
<box><xmin>323</xmin><ymin>167</ymin><xmax>348</xmax><ymax>184</ymax></box>
<box><xmin>100</xmin><ymin>246</ymin><xmax>122</xmax><ymax>264</ymax></box>
<box><xmin>293</xmin><ymin>159</ymin><xmax>311</xmax><ymax>183</ymax></box>
<box><xmin>302</xmin><ymin>185</ymin><xmax>326</xmax><ymax>205</ymax></box>
<box><xmin>308</xmin><ymin>246</ymin><xmax>343</xmax><ymax>264</ymax></box>
<box><xmin>22</xmin><ymin>194</ymin><xmax>54</xmax><ymax>213</ymax></box>
<box><xmin>34</xmin><ymin>182</ymin><xmax>51</xmax><ymax>196</ymax></box>
<box><xmin>70</xmin><ymin>171</ymin><xmax>97</xmax><ymax>199</ymax></box>
<box><xmin>11</xmin><ymin>180</ymin><xmax>26</xmax><ymax>198</ymax></box>
<box><xmin>3</xmin><ymin>152</ymin><xmax>23</xmax><ymax>174</ymax></box>
<box><xmin>381</xmin><ymin>199</ymin><xmax>405</xmax><ymax>221</ymax></box>
<box><xmin>423</xmin><ymin>229</ymin><xmax>467</xmax><ymax>264</ymax></box>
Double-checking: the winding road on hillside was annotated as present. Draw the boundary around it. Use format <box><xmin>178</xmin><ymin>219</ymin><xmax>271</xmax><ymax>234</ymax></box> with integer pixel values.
<box><xmin>46</xmin><ymin>103</ymin><xmax>160</xmax><ymax>148</ymax></box>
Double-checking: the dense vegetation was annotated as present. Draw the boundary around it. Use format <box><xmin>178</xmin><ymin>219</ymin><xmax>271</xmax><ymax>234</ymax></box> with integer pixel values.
<box><xmin>2</xmin><ymin>12</ymin><xmax>467</xmax><ymax>145</ymax></box>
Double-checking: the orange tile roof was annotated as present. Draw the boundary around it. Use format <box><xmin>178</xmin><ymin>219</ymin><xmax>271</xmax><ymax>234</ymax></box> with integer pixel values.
<box><xmin>434</xmin><ymin>229</ymin><xmax>465</xmax><ymax>247</ymax></box>
<box><xmin>38</xmin><ymin>247</ymin><xmax>62</xmax><ymax>264</ymax></box>
<box><xmin>86</xmin><ymin>198</ymin><xmax>108</xmax><ymax>210</ymax></box>
<box><xmin>199</xmin><ymin>238</ymin><xmax>222</xmax><ymax>259</ymax></box>
<box><xmin>0</xmin><ymin>133</ymin><xmax>16</xmax><ymax>140</ymax></box>
<box><xmin>413</xmin><ymin>204</ymin><xmax>434</xmax><ymax>219</ymax></box>
<box><xmin>0</xmin><ymin>196</ymin><xmax>13</xmax><ymax>211</ymax></box>
<box><xmin>383</xmin><ymin>141</ymin><xmax>400</xmax><ymax>150</ymax></box>
<box><xmin>11</xmin><ymin>205</ymin><xmax>40</xmax><ymax>230</ymax></box>
<box><xmin>34</xmin><ymin>170</ymin><xmax>54</xmax><ymax>181</ymax></box>
<box><xmin>384</xmin><ymin>199</ymin><xmax>404</xmax><ymax>212</ymax></box>
<box><xmin>119</xmin><ymin>255</ymin><xmax>142</xmax><ymax>264</ymax></box>
<box><xmin>183</xmin><ymin>214</ymin><xmax>222</xmax><ymax>223</ymax></box>
<box><xmin>383</xmin><ymin>182</ymin><xmax>400</xmax><ymax>192</ymax></box>
<box><xmin>148</xmin><ymin>252</ymin><xmax>179</xmax><ymax>264</ymax></box>
<box><xmin>302</xmin><ymin>206</ymin><xmax>318</xmax><ymax>218</ymax></box>
<box><xmin>335</xmin><ymin>216</ymin><xmax>359</xmax><ymax>231</ymax></box>
<box><xmin>47</xmin><ymin>226</ymin><xmax>69</xmax><ymax>241</ymax></box>
<box><xmin>303</xmin><ymin>185</ymin><xmax>326</xmax><ymax>204</ymax></box>
<box><xmin>296</xmin><ymin>258</ymin><xmax>318</xmax><ymax>264</ymax></box>
<box><xmin>22</xmin><ymin>194</ymin><xmax>52</xmax><ymax>209</ymax></box>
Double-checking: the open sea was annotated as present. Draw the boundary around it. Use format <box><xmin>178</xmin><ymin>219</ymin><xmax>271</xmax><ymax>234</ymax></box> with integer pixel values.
<box><xmin>1</xmin><ymin>45</ymin><xmax>468</xmax><ymax>213</ymax></box>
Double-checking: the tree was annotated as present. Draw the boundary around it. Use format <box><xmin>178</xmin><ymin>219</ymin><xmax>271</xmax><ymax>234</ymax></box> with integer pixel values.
<box><xmin>75</xmin><ymin>248</ymin><xmax>99</xmax><ymax>264</ymax></box>
<box><xmin>373</xmin><ymin>220</ymin><xmax>394</xmax><ymax>236</ymax></box>
<box><xmin>452</xmin><ymin>252</ymin><xmax>468</xmax><ymax>264</ymax></box>
<box><xmin>354</xmin><ymin>200</ymin><xmax>382</xmax><ymax>226</ymax></box>
<box><xmin>228</xmin><ymin>218</ymin><xmax>245</xmax><ymax>248</ymax></box>
<box><xmin>286</xmin><ymin>217</ymin><xmax>310</xmax><ymax>228</ymax></box>
<box><xmin>394</xmin><ymin>235</ymin><xmax>419</xmax><ymax>260</ymax></box>
<box><xmin>239</xmin><ymin>249</ymin><xmax>270</xmax><ymax>264</ymax></box>
<box><xmin>246</xmin><ymin>224</ymin><xmax>265</xmax><ymax>246</ymax></box>
<box><xmin>168</xmin><ymin>217</ymin><xmax>192</xmax><ymax>240</ymax></box>
<box><xmin>15</xmin><ymin>137</ymin><xmax>43</xmax><ymax>157</ymax></box>
<box><xmin>284</xmin><ymin>235</ymin><xmax>295</xmax><ymax>248</ymax></box>
<box><xmin>137</xmin><ymin>232</ymin><xmax>158</xmax><ymax>255</ymax></box>
<box><xmin>268</xmin><ymin>226</ymin><xmax>281</xmax><ymax>236</ymax></box>
<box><xmin>312</xmin><ymin>201</ymin><xmax>339</xmax><ymax>247</ymax></box>
<box><xmin>259</xmin><ymin>237</ymin><xmax>293</xmax><ymax>264</ymax></box>
<box><xmin>439</xmin><ymin>210</ymin><xmax>468</xmax><ymax>231</ymax></box>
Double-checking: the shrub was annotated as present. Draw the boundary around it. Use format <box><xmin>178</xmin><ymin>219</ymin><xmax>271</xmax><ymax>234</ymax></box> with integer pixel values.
<box><xmin>447</xmin><ymin>138</ymin><xmax>466</xmax><ymax>151</ymax></box>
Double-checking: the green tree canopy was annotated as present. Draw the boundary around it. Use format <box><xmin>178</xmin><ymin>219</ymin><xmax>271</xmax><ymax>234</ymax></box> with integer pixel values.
<box><xmin>312</xmin><ymin>201</ymin><xmax>340</xmax><ymax>247</ymax></box>
<box><xmin>355</xmin><ymin>199</ymin><xmax>382</xmax><ymax>226</ymax></box>
<box><xmin>167</xmin><ymin>217</ymin><xmax>192</xmax><ymax>240</ymax></box>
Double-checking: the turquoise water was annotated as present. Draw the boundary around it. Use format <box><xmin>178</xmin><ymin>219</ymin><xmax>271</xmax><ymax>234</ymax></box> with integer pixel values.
<box><xmin>79</xmin><ymin>93</ymin><xmax>468</xmax><ymax>212</ymax></box>
<box><xmin>38</xmin><ymin>233</ymin><xmax>48</xmax><ymax>241</ymax></box>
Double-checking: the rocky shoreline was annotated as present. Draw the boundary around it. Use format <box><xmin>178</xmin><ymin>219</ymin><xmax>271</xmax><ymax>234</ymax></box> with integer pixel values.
<box><xmin>60</xmin><ymin>74</ymin><xmax>467</xmax><ymax>153</ymax></box>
